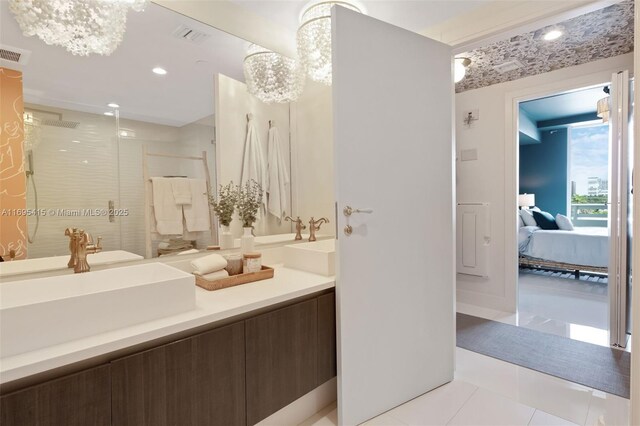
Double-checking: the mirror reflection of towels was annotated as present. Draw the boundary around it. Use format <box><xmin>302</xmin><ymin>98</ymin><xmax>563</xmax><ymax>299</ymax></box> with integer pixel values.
<box><xmin>183</xmin><ymin>179</ymin><xmax>210</xmax><ymax>232</ymax></box>
<box><xmin>170</xmin><ymin>178</ymin><xmax>192</xmax><ymax>205</ymax></box>
<box><xmin>266</xmin><ymin>125</ymin><xmax>290</xmax><ymax>221</ymax></box>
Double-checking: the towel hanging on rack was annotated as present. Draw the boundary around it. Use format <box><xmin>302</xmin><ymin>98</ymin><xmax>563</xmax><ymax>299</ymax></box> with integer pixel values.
<box><xmin>266</xmin><ymin>122</ymin><xmax>290</xmax><ymax>221</ymax></box>
<box><xmin>241</xmin><ymin>113</ymin><xmax>267</xmax><ymax>217</ymax></box>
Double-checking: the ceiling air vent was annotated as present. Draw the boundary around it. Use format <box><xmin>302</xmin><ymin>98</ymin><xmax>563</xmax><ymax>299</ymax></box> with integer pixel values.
<box><xmin>493</xmin><ymin>59</ymin><xmax>524</xmax><ymax>74</ymax></box>
<box><xmin>0</xmin><ymin>45</ymin><xmax>31</xmax><ymax>65</ymax></box>
<box><xmin>172</xmin><ymin>25</ymin><xmax>211</xmax><ymax>44</ymax></box>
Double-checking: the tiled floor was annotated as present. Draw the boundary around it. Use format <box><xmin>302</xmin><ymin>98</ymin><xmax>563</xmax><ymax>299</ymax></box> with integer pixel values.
<box><xmin>300</xmin><ymin>348</ymin><xmax>629</xmax><ymax>425</ymax></box>
<box><xmin>460</xmin><ymin>271</ymin><xmax>616</xmax><ymax>348</ymax></box>
<box><xmin>301</xmin><ymin>289</ymin><xmax>629</xmax><ymax>426</ymax></box>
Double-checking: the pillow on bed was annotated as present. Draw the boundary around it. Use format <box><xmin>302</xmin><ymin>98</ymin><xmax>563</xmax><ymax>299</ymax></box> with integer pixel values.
<box><xmin>555</xmin><ymin>214</ymin><xmax>574</xmax><ymax>231</ymax></box>
<box><xmin>532</xmin><ymin>210</ymin><xmax>559</xmax><ymax>230</ymax></box>
<box><xmin>520</xmin><ymin>209</ymin><xmax>538</xmax><ymax>226</ymax></box>
<box><xmin>518</xmin><ymin>214</ymin><xmax>525</xmax><ymax>228</ymax></box>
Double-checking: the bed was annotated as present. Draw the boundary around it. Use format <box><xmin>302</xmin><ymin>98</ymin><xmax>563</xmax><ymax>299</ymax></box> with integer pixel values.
<box><xmin>518</xmin><ymin>225</ymin><xmax>608</xmax><ymax>274</ymax></box>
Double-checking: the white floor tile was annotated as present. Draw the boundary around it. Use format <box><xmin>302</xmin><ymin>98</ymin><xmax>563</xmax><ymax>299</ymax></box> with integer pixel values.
<box><xmin>584</xmin><ymin>390</ymin><xmax>630</xmax><ymax>426</ymax></box>
<box><xmin>514</xmin><ymin>367</ymin><xmax>592</xmax><ymax>425</ymax></box>
<box><xmin>528</xmin><ymin>410</ymin><xmax>579</xmax><ymax>426</ymax></box>
<box><xmin>299</xmin><ymin>403</ymin><xmax>338</xmax><ymax>426</ymax></box>
<box><xmin>456</xmin><ymin>302</ymin><xmax>508</xmax><ymax>321</ymax></box>
<box><xmin>361</xmin><ymin>413</ymin><xmax>407</xmax><ymax>426</ymax></box>
<box><xmin>447</xmin><ymin>388</ymin><xmax>535</xmax><ymax>426</ymax></box>
<box><xmin>517</xmin><ymin>272</ymin><xmax>609</xmax><ymax>347</ymax></box>
<box><xmin>386</xmin><ymin>381</ymin><xmax>477</xmax><ymax>425</ymax></box>
<box><xmin>454</xmin><ymin>348</ymin><xmax>521</xmax><ymax>396</ymax></box>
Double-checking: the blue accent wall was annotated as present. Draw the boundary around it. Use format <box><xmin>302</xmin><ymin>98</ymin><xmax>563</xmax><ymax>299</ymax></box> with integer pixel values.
<box><xmin>519</xmin><ymin>128</ymin><xmax>568</xmax><ymax>216</ymax></box>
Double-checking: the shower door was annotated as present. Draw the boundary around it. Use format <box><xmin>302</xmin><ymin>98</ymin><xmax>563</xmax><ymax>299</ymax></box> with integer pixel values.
<box><xmin>24</xmin><ymin>106</ymin><xmax>121</xmax><ymax>258</ymax></box>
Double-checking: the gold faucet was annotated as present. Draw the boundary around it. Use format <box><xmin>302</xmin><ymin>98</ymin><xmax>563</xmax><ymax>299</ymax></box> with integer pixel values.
<box><xmin>65</xmin><ymin>229</ymin><xmax>102</xmax><ymax>273</ymax></box>
<box><xmin>65</xmin><ymin>227</ymin><xmax>78</xmax><ymax>268</ymax></box>
<box><xmin>285</xmin><ymin>216</ymin><xmax>307</xmax><ymax>240</ymax></box>
<box><xmin>308</xmin><ymin>217</ymin><xmax>329</xmax><ymax>242</ymax></box>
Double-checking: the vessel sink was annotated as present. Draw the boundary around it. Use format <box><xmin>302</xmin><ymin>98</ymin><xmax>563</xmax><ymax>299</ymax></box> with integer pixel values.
<box><xmin>0</xmin><ymin>263</ymin><xmax>195</xmax><ymax>358</ymax></box>
<box><xmin>0</xmin><ymin>250</ymin><xmax>144</xmax><ymax>277</ymax></box>
<box><xmin>283</xmin><ymin>239</ymin><xmax>335</xmax><ymax>277</ymax></box>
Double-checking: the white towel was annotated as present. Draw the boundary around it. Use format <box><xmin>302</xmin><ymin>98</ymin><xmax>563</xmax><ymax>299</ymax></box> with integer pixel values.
<box><xmin>183</xmin><ymin>179</ymin><xmax>210</xmax><ymax>232</ymax></box>
<box><xmin>241</xmin><ymin>114</ymin><xmax>267</xmax><ymax>218</ymax></box>
<box><xmin>177</xmin><ymin>249</ymin><xmax>200</xmax><ymax>255</ymax></box>
<box><xmin>266</xmin><ymin>125</ymin><xmax>290</xmax><ymax>221</ymax></box>
<box><xmin>191</xmin><ymin>253</ymin><xmax>228</xmax><ymax>276</ymax></box>
<box><xmin>199</xmin><ymin>269</ymin><xmax>229</xmax><ymax>282</ymax></box>
<box><xmin>152</xmin><ymin>177</ymin><xmax>183</xmax><ymax>235</ymax></box>
<box><xmin>171</xmin><ymin>178</ymin><xmax>192</xmax><ymax>205</ymax></box>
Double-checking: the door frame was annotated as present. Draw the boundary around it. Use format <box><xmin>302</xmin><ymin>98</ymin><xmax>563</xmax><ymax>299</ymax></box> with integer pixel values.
<box><xmin>504</xmin><ymin>70</ymin><xmax>627</xmax><ymax>313</ymax></box>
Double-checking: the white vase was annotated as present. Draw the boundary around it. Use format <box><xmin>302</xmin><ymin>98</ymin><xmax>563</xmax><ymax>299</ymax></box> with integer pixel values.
<box><xmin>240</xmin><ymin>227</ymin><xmax>255</xmax><ymax>254</ymax></box>
<box><xmin>219</xmin><ymin>225</ymin><xmax>233</xmax><ymax>250</ymax></box>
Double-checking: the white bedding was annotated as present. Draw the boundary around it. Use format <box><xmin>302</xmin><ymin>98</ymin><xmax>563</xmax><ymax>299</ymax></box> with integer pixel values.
<box><xmin>519</xmin><ymin>226</ymin><xmax>609</xmax><ymax>267</ymax></box>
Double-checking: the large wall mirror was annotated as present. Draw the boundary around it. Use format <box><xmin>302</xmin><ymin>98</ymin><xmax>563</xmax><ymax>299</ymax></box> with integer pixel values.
<box><xmin>0</xmin><ymin>1</ymin><xmax>334</xmax><ymax>271</ymax></box>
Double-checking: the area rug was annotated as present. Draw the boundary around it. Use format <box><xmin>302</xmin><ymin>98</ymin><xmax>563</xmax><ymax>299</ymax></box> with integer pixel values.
<box><xmin>456</xmin><ymin>313</ymin><xmax>630</xmax><ymax>398</ymax></box>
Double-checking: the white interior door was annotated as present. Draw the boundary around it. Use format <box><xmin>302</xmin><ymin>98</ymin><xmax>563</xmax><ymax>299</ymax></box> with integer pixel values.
<box><xmin>609</xmin><ymin>70</ymin><xmax>632</xmax><ymax>347</ymax></box>
<box><xmin>332</xmin><ymin>7</ymin><xmax>454</xmax><ymax>425</ymax></box>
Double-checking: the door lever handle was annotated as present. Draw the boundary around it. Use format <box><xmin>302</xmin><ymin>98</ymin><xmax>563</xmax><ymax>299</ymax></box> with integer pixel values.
<box><xmin>343</xmin><ymin>206</ymin><xmax>373</xmax><ymax>217</ymax></box>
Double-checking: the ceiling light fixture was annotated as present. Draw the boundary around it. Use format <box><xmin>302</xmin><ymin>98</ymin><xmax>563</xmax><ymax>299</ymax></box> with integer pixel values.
<box><xmin>243</xmin><ymin>44</ymin><xmax>305</xmax><ymax>103</ymax></box>
<box><xmin>543</xmin><ymin>30</ymin><xmax>563</xmax><ymax>41</ymax></box>
<box><xmin>107</xmin><ymin>103</ymin><xmax>120</xmax><ymax>108</ymax></box>
<box><xmin>454</xmin><ymin>57</ymin><xmax>471</xmax><ymax>83</ymax></box>
<box><xmin>152</xmin><ymin>67</ymin><xmax>167</xmax><ymax>75</ymax></box>
<box><xmin>8</xmin><ymin>0</ymin><xmax>149</xmax><ymax>56</ymax></box>
<box><xmin>104</xmin><ymin>111</ymin><xmax>114</xmax><ymax>116</ymax></box>
<box><xmin>297</xmin><ymin>1</ymin><xmax>362</xmax><ymax>85</ymax></box>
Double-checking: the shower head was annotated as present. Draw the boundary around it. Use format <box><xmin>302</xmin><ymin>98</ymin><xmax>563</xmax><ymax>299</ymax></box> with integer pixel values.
<box><xmin>26</xmin><ymin>150</ymin><xmax>34</xmax><ymax>177</ymax></box>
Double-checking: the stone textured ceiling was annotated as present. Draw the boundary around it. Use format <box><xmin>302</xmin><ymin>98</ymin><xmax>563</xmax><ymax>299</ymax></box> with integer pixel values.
<box><xmin>456</xmin><ymin>0</ymin><xmax>634</xmax><ymax>93</ymax></box>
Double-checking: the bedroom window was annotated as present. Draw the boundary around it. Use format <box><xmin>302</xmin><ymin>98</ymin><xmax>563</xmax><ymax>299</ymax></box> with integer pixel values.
<box><xmin>568</xmin><ymin>123</ymin><xmax>609</xmax><ymax>228</ymax></box>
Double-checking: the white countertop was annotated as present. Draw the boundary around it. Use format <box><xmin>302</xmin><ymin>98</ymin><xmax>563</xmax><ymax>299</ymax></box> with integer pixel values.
<box><xmin>0</xmin><ymin>264</ymin><xmax>335</xmax><ymax>384</ymax></box>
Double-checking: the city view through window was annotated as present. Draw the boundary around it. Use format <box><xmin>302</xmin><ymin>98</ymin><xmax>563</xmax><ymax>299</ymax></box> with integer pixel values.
<box><xmin>569</xmin><ymin>123</ymin><xmax>609</xmax><ymax>227</ymax></box>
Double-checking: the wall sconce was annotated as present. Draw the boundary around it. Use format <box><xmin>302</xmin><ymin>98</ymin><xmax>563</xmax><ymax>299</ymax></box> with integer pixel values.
<box><xmin>454</xmin><ymin>57</ymin><xmax>471</xmax><ymax>83</ymax></box>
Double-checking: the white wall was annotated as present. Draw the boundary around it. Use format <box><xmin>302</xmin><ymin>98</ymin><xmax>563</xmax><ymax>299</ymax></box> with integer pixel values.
<box><xmin>456</xmin><ymin>53</ymin><xmax>634</xmax><ymax>312</ymax></box>
<box><xmin>290</xmin><ymin>80</ymin><xmax>335</xmax><ymax>234</ymax></box>
<box><xmin>215</xmin><ymin>73</ymin><xmax>293</xmax><ymax>238</ymax></box>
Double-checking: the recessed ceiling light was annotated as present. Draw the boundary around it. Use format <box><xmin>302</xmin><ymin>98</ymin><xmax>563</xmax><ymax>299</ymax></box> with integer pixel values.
<box><xmin>152</xmin><ymin>67</ymin><xmax>167</xmax><ymax>75</ymax></box>
<box><xmin>59</xmin><ymin>149</ymin><xmax>67</xmax><ymax>152</ymax></box>
<box><xmin>104</xmin><ymin>111</ymin><xmax>114</xmax><ymax>116</ymax></box>
<box><xmin>543</xmin><ymin>30</ymin><xmax>563</xmax><ymax>41</ymax></box>
<box><xmin>71</xmin><ymin>140</ymin><xmax>80</xmax><ymax>143</ymax></box>
<box><xmin>107</xmin><ymin>102</ymin><xmax>120</xmax><ymax>108</ymax></box>
<box><xmin>82</xmin><ymin>160</ymin><xmax>89</xmax><ymax>164</ymax></box>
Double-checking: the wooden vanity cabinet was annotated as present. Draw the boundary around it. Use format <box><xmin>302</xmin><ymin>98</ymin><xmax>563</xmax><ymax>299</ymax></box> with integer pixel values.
<box><xmin>317</xmin><ymin>291</ymin><xmax>337</xmax><ymax>384</ymax></box>
<box><xmin>245</xmin><ymin>298</ymin><xmax>319</xmax><ymax>425</ymax></box>
<box><xmin>0</xmin><ymin>365</ymin><xmax>111</xmax><ymax>426</ymax></box>
<box><xmin>111</xmin><ymin>322</ymin><xmax>246</xmax><ymax>426</ymax></box>
<box><xmin>0</xmin><ymin>289</ymin><xmax>336</xmax><ymax>426</ymax></box>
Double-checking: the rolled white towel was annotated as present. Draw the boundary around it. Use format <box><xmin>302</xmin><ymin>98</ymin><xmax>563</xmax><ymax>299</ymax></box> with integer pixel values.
<box><xmin>191</xmin><ymin>254</ymin><xmax>228</xmax><ymax>276</ymax></box>
<box><xmin>199</xmin><ymin>269</ymin><xmax>229</xmax><ymax>282</ymax></box>
<box><xmin>177</xmin><ymin>249</ymin><xmax>200</xmax><ymax>255</ymax></box>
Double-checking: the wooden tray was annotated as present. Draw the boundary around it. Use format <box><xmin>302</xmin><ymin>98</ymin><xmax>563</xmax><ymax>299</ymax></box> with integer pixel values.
<box><xmin>195</xmin><ymin>265</ymin><xmax>274</xmax><ymax>291</ymax></box>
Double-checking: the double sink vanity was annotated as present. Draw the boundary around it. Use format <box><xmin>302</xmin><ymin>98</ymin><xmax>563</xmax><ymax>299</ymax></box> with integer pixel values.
<box><xmin>0</xmin><ymin>236</ymin><xmax>336</xmax><ymax>426</ymax></box>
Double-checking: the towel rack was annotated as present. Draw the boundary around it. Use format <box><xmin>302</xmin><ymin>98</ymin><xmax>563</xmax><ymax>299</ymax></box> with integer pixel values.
<box><xmin>142</xmin><ymin>145</ymin><xmax>217</xmax><ymax>258</ymax></box>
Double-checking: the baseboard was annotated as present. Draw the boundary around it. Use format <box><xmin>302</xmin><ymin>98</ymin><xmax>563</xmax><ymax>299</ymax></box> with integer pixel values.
<box><xmin>256</xmin><ymin>377</ymin><xmax>337</xmax><ymax>426</ymax></box>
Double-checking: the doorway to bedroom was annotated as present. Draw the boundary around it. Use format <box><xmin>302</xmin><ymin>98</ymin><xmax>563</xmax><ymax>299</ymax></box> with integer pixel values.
<box><xmin>516</xmin><ymin>83</ymin><xmax>623</xmax><ymax>348</ymax></box>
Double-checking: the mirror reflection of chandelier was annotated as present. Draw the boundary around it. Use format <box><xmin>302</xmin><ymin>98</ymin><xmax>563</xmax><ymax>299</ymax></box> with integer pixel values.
<box><xmin>8</xmin><ymin>0</ymin><xmax>148</xmax><ymax>56</ymax></box>
<box><xmin>243</xmin><ymin>44</ymin><xmax>306</xmax><ymax>104</ymax></box>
